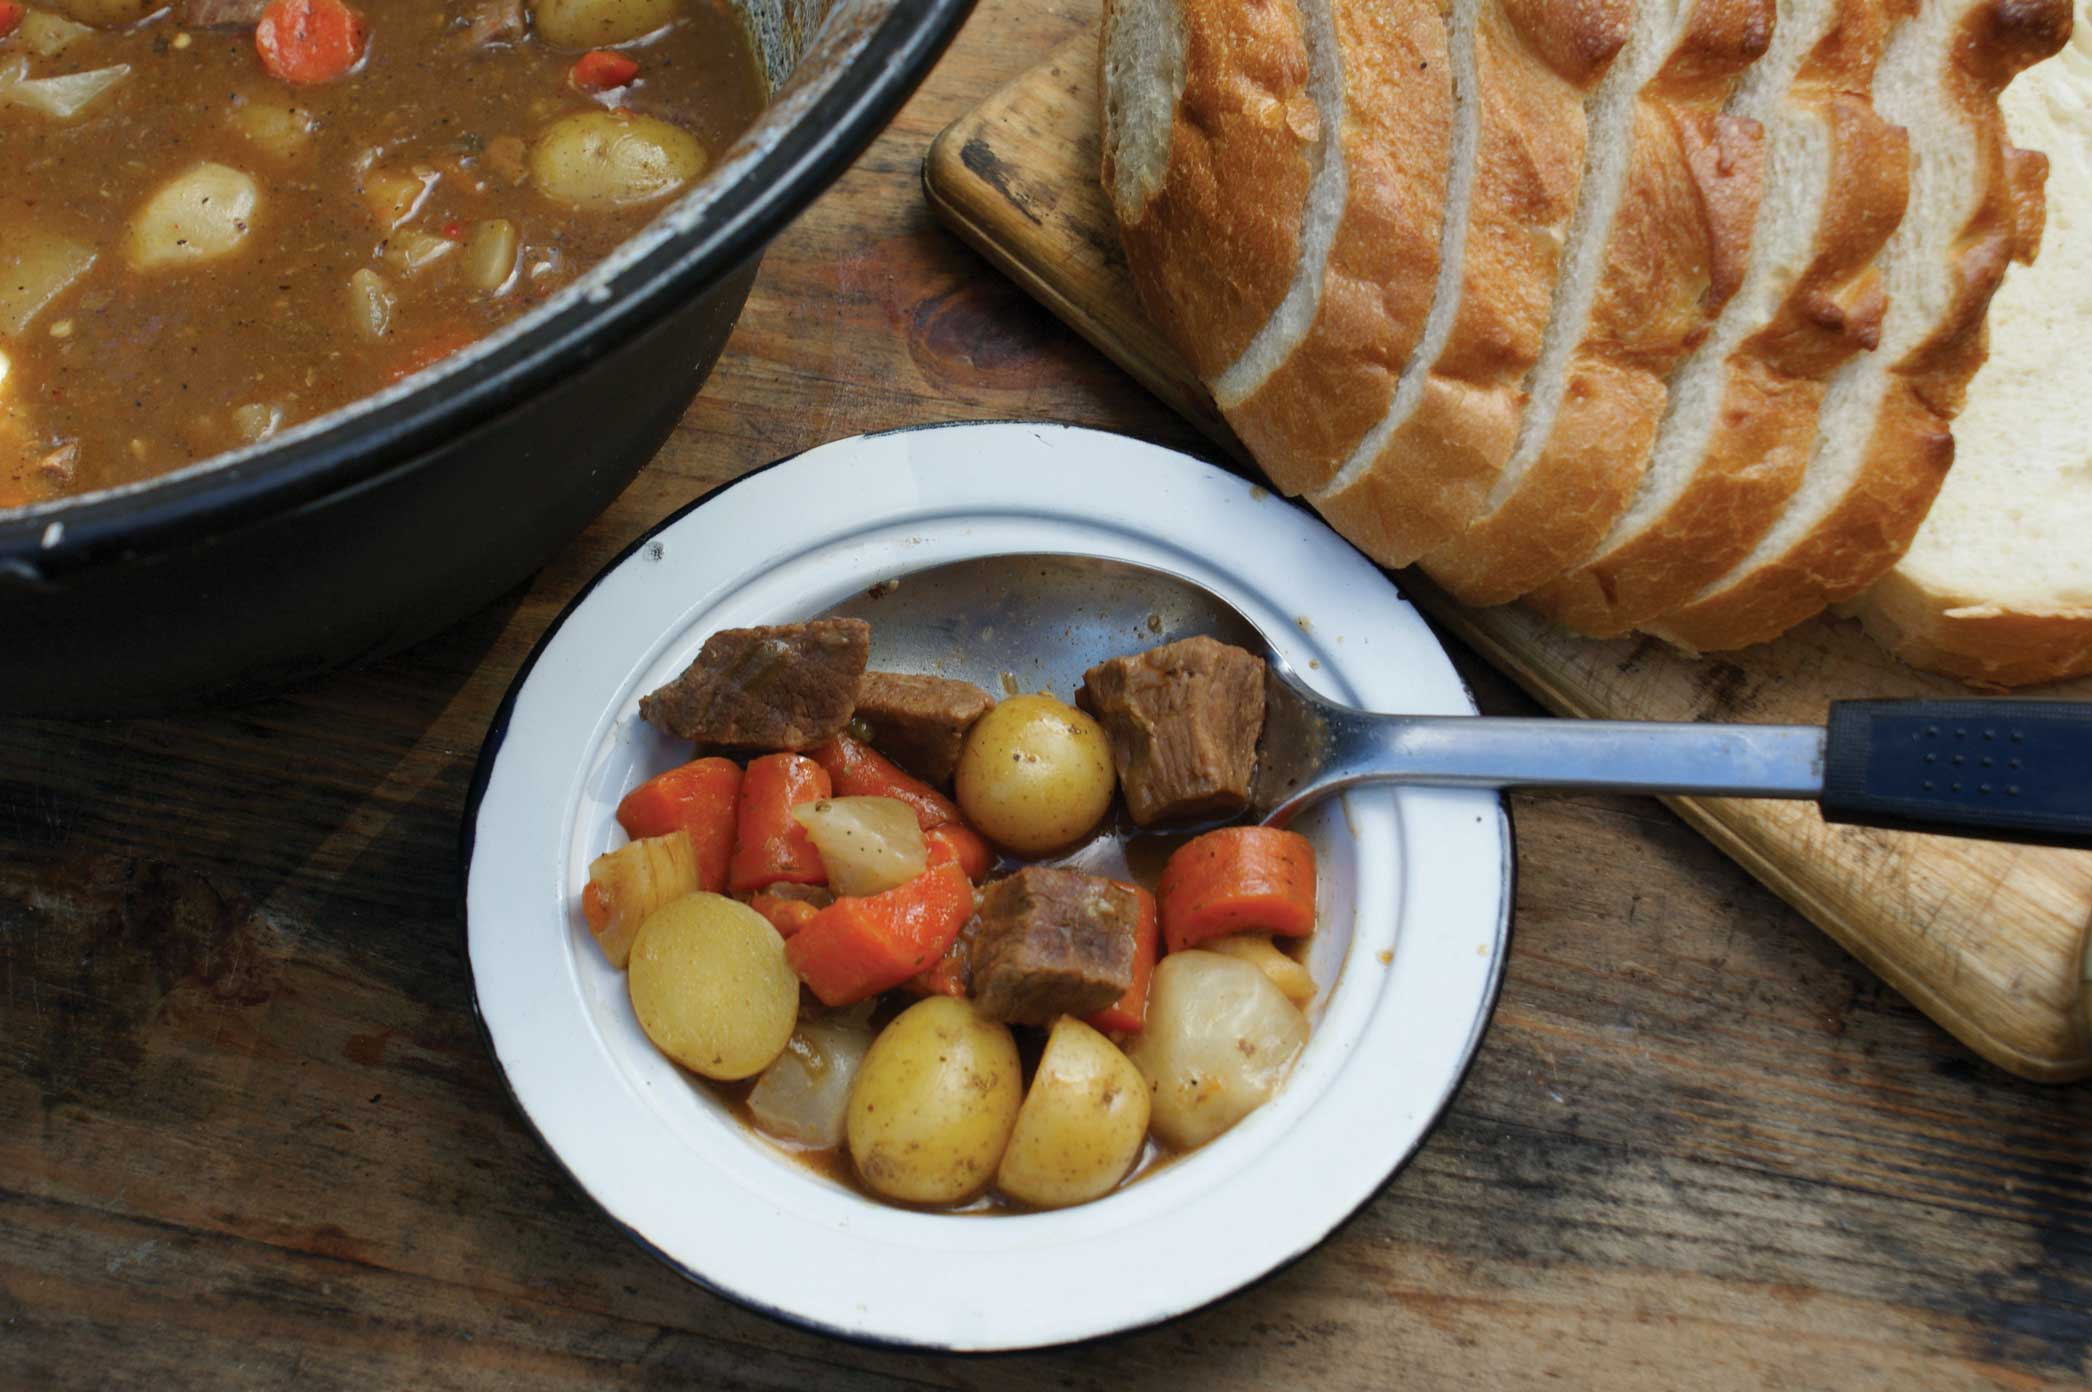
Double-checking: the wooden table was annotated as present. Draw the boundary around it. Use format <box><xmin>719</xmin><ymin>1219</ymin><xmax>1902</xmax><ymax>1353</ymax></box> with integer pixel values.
<box><xmin>3</xmin><ymin>2</ymin><xmax>2088</xmax><ymax>1385</ymax></box>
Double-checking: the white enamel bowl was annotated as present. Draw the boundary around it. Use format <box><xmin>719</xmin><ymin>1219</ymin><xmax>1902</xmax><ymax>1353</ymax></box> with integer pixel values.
<box><xmin>462</xmin><ymin>422</ymin><xmax>1513</xmax><ymax>1350</ymax></box>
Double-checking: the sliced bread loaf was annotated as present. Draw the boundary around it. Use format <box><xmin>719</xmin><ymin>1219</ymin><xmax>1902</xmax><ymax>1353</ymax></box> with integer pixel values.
<box><xmin>1101</xmin><ymin>0</ymin><xmax>1319</xmax><ymax>382</ymax></box>
<box><xmin>1851</xmin><ymin>12</ymin><xmax>2092</xmax><ymax>686</ymax></box>
<box><xmin>1305</xmin><ymin>0</ymin><xmax>1635</xmax><ymax>568</ymax></box>
<box><xmin>1648</xmin><ymin>0</ymin><xmax>2069</xmax><ymax>653</ymax></box>
<box><xmin>1531</xmin><ymin>0</ymin><xmax>1910</xmax><ymax>635</ymax></box>
<box><xmin>1418</xmin><ymin>0</ymin><xmax>1772</xmax><ymax>606</ymax></box>
<box><xmin>1214</xmin><ymin>0</ymin><xmax>1454</xmax><ymax>495</ymax></box>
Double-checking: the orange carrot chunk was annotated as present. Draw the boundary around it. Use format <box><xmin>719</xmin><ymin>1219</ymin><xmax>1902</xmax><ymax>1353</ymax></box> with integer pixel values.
<box><xmin>809</xmin><ymin>734</ymin><xmax>959</xmax><ymax>831</ymax></box>
<box><xmin>616</xmin><ymin>757</ymin><xmax>742</xmax><ymax>894</ymax></box>
<box><xmin>570</xmin><ymin>49</ymin><xmax>639</xmax><ymax>92</ymax></box>
<box><xmin>728</xmin><ymin>753</ymin><xmax>831</xmax><ymax>893</ymax></box>
<box><xmin>1158</xmin><ymin>826</ymin><xmax>1317</xmax><ymax>953</ymax></box>
<box><xmin>786</xmin><ymin>862</ymin><xmax>975</xmax><ymax>1007</ymax></box>
<box><xmin>256</xmin><ymin>0</ymin><xmax>369</xmax><ymax>86</ymax></box>
<box><xmin>0</xmin><ymin>5</ymin><xmax>24</xmax><ymax>40</ymax></box>
<box><xmin>923</xmin><ymin>822</ymin><xmax>993</xmax><ymax>882</ymax></box>
<box><xmin>906</xmin><ymin>925</ymin><xmax>973</xmax><ymax>998</ymax></box>
<box><xmin>1086</xmin><ymin>884</ymin><xmax>1159</xmax><ymax>1034</ymax></box>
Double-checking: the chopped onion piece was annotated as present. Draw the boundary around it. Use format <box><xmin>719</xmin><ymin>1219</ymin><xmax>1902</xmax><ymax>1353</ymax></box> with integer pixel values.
<box><xmin>0</xmin><ymin>59</ymin><xmax>131</xmax><ymax>120</ymax></box>
<box><xmin>790</xmin><ymin>796</ymin><xmax>927</xmax><ymax>897</ymax></box>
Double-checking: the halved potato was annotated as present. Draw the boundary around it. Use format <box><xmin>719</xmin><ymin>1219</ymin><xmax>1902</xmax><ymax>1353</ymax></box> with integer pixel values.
<box><xmin>847</xmin><ymin>996</ymin><xmax>1020</xmax><ymax>1204</ymax></box>
<box><xmin>529</xmin><ymin>110</ymin><xmax>704</xmax><ymax>210</ymax></box>
<box><xmin>996</xmin><ymin>1016</ymin><xmax>1149</xmax><ymax>1208</ymax></box>
<box><xmin>532</xmin><ymin>0</ymin><xmax>679</xmax><ymax>49</ymax></box>
<box><xmin>628</xmin><ymin>892</ymin><xmax>799</xmax><ymax>1081</ymax></box>
<box><xmin>126</xmin><ymin>163</ymin><xmax>260</xmax><ymax>270</ymax></box>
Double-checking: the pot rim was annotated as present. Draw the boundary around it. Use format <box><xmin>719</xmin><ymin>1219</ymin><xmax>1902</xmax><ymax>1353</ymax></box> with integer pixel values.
<box><xmin>0</xmin><ymin>0</ymin><xmax>976</xmax><ymax>585</ymax></box>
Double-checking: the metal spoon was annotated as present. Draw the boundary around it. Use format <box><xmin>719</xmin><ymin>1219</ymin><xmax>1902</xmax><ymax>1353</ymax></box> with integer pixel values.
<box><xmin>824</xmin><ymin>553</ymin><xmax>2092</xmax><ymax>849</ymax></box>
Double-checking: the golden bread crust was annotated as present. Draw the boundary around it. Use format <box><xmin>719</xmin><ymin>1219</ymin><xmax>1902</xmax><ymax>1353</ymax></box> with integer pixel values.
<box><xmin>1532</xmin><ymin>48</ymin><xmax>1914</xmax><ymax>636</ymax></box>
<box><xmin>1312</xmin><ymin>0</ymin><xmax>1631</xmax><ymax>567</ymax></box>
<box><xmin>1222</xmin><ymin>0</ymin><xmax>1454</xmax><ymax>496</ymax></box>
<box><xmin>1422</xmin><ymin>0</ymin><xmax>1773</xmax><ymax>608</ymax></box>
<box><xmin>1651</xmin><ymin>0</ymin><xmax>2070</xmax><ymax>652</ymax></box>
<box><xmin>1103</xmin><ymin>0</ymin><xmax>1318</xmax><ymax>382</ymax></box>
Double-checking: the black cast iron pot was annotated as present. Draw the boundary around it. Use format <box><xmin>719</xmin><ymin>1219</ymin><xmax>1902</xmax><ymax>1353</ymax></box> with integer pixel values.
<box><xmin>0</xmin><ymin>0</ymin><xmax>973</xmax><ymax>716</ymax></box>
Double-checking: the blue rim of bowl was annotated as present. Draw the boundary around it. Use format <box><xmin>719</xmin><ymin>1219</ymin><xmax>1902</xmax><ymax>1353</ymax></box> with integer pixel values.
<box><xmin>0</xmin><ymin>0</ymin><xmax>976</xmax><ymax>584</ymax></box>
<box><xmin>456</xmin><ymin>420</ymin><xmax>1517</xmax><ymax>1353</ymax></box>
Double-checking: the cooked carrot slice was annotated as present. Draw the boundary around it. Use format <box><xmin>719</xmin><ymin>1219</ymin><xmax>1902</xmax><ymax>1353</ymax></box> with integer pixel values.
<box><xmin>0</xmin><ymin>5</ymin><xmax>25</xmax><ymax>40</ymax></box>
<box><xmin>571</xmin><ymin>50</ymin><xmax>639</xmax><ymax>92</ymax></box>
<box><xmin>809</xmin><ymin>733</ymin><xmax>960</xmax><ymax>831</ymax></box>
<box><xmin>786</xmin><ymin>863</ymin><xmax>974</xmax><ymax>1007</ymax></box>
<box><xmin>257</xmin><ymin>0</ymin><xmax>369</xmax><ymax>86</ymax></box>
<box><xmin>728</xmin><ymin>753</ymin><xmax>830</xmax><ymax>893</ymax></box>
<box><xmin>616</xmin><ymin>757</ymin><xmax>742</xmax><ymax>894</ymax></box>
<box><xmin>1158</xmin><ymin>826</ymin><xmax>1317</xmax><ymax>952</ymax></box>
<box><xmin>923</xmin><ymin>822</ymin><xmax>992</xmax><ymax>882</ymax></box>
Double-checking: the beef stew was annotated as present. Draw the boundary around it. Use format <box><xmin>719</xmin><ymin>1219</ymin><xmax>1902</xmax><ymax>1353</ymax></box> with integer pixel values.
<box><xmin>1</xmin><ymin>0</ymin><xmax>764</xmax><ymax>507</ymax></box>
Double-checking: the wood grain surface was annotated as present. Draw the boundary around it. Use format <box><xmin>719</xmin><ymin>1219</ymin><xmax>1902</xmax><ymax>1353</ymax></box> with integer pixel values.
<box><xmin>2</xmin><ymin>3</ymin><xmax>2089</xmax><ymax>1388</ymax></box>
<box><xmin>923</xmin><ymin>36</ymin><xmax>2092</xmax><ymax>1083</ymax></box>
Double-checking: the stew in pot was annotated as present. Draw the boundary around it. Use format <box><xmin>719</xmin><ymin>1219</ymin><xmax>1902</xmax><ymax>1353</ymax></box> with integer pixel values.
<box><xmin>1</xmin><ymin>0</ymin><xmax>765</xmax><ymax>508</ymax></box>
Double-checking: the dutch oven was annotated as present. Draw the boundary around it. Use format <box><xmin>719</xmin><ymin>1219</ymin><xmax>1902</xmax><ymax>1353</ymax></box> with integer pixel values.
<box><xmin>0</xmin><ymin>0</ymin><xmax>973</xmax><ymax>716</ymax></box>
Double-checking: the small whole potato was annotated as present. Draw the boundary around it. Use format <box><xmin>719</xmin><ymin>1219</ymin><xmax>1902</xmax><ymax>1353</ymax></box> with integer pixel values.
<box><xmin>996</xmin><ymin>1016</ymin><xmax>1150</xmax><ymax>1209</ymax></box>
<box><xmin>955</xmin><ymin>693</ymin><xmax>1116</xmax><ymax>854</ymax></box>
<box><xmin>126</xmin><ymin>163</ymin><xmax>261</xmax><ymax>270</ymax></box>
<box><xmin>627</xmin><ymin>893</ymin><xmax>799</xmax><ymax>1081</ymax></box>
<box><xmin>1126</xmin><ymin>950</ymin><xmax>1306</xmax><ymax>1150</ymax></box>
<box><xmin>533</xmin><ymin>0</ymin><xmax>679</xmax><ymax>49</ymax></box>
<box><xmin>847</xmin><ymin>997</ymin><xmax>1021</xmax><ymax>1204</ymax></box>
<box><xmin>529</xmin><ymin>110</ymin><xmax>706</xmax><ymax>211</ymax></box>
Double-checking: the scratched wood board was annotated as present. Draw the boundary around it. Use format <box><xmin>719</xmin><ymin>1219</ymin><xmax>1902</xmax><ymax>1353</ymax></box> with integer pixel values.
<box><xmin>922</xmin><ymin>37</ymin><xmax>2092</xmax><ymax>1081</ymax></box>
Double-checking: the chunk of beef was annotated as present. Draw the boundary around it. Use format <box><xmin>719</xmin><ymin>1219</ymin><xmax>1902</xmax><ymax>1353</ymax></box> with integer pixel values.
<box><xmin>180</xmin><ymin>0</ymin><xmax>268</xmax><ymax>27</ymax></box>
<box><xmin>1077</xmin><ymin>636</ymin><xmax>1266</xmax><ymax>825</ymax></box>
<box><xmin>465</xmin><ymin>0</ymin><xmax>527</xmax><ymax>45</ymax></box>
<box><xmin>851</xmin><ymin>670</ymin><xmax>995</xmax><ymax>785</ymax></box>
<box><xmin>639</xmin><ymin>620</ymin><xmax>869</xmax><ymax>751</ymax></box>
<box><xmin>970</xmin><ymin>868</ymin><xmax>1139</xmax><ymax>1025</ymax></box>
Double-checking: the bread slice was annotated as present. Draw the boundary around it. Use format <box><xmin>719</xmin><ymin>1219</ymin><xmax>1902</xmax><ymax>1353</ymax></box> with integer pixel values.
<box><xmin>1101</xmin><ymin>0</ymin><xmax>1318</xmax><ymax>382</ymax></box>
<box><xmin>1305</xmin><ymin>0</ymin><xmax>1634</xmax><ymax>568</ymax></box>
<box><xmin>1419</xmin><ymin>0</ymin><xmax>1772</xmax><ymax>606</ymax></box>
<box><xmin>1531</xmin><ymin>0</ymin><xmax>1909</xmax><ymax>635</ymax></box>
<box><xmin>1213</xmin><ymin>0</ymin><xmax>1454</xmax><ymax>496</ymax></box>
<box><xmin>1850</xmin><ymin>18</ymin><xmax>2092</xmax><ymax>688</ymax></box>
<box><xmin>1648</xmin><ymin>0</ymin><xmax>2070</xmax><ymax>653</ymax></box>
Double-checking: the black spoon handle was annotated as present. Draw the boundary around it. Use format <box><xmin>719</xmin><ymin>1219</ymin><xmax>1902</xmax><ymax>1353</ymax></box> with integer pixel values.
<box><xmin>1820</xmin><ymin>700</ymin><xmax>2092</xmax><ymax>849</ymax></box>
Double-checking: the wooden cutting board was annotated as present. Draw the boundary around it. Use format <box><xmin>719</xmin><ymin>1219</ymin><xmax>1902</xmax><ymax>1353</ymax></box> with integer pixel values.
<box><xmin>923</xmin><ymin>37</ymin><xmax>2092</xmax><ymax>1081</ymax></box>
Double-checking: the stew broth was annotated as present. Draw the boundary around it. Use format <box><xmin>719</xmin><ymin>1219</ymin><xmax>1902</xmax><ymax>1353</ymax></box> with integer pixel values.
<box><xmin>1</xmin><ymin>1</ymin><xmax>764</xmax><ymax>506</ymax></box>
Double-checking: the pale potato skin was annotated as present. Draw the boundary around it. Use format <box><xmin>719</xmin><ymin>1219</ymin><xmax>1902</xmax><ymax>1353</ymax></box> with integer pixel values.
<box><xmin>627</xmin><ymin>893</ymin><xmax>798</xmax><ymax>1081</ymax></box>
<box><xmin>126</xmin><ymin>163</ymin><xmax>260</xmax><ymax>270</ymax></box>
<box><xmin>45</xmin><ymin>0</ymin><xmax>160</xmax><ymax>28</ymax></box>
<box><xmin>532</xmin><ymin>0</ymin><xmax>679</xmax><ymax>50</ymax></box>
<box><xmin>954</xmin><ymin>693</ymin><xmax>1116</xmax><ymax>855</ymax></box>
<box><xmin>996</xmin><ymin>1016</ymin><xmax>1150</xmax><ymax>1209</ymax></box>
<box><xmin>529</xmin><ymin>111</ymin><xmax>705</xmax><ymax>210</ymax></box>
<box><xmin>847</xmin><ymin>997</ymin><xmax>1021</xmax><ymax>1204</ymax></box>
<box><xmin>1126</xmin><ymin>951</ymin><xmax>1307</xmax><ymax>1149</ymax></box>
